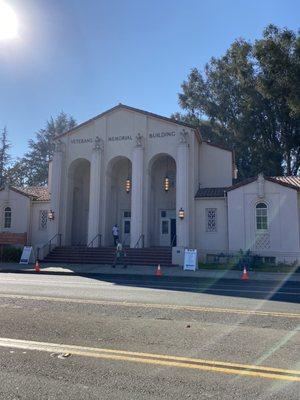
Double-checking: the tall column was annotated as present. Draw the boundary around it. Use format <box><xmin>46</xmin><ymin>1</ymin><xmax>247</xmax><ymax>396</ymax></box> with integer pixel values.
<box><xmin>176</xmin><ymin>130</ymin><xmax>190</xmax><ymax>248</ymax></box>
<box><xmin>49</xmin><ymin>140</ymin><xmax>64</xmax><ymax>243</ymax></box>
<box><xmin>130</xmin><ymin>133</ymin><xmax>144</xmax><ymax>248</ymax></box>
<box><xmin>88</xmin><ymin>137</ymin><xmax>104</xmax><ymax>247</ymax></box>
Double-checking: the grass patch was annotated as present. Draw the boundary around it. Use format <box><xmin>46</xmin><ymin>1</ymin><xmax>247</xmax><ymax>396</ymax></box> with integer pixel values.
<box><xmin>198</xmin><ymin>262</ymin><xmax>299</xmax><ymax>273</ymax></box>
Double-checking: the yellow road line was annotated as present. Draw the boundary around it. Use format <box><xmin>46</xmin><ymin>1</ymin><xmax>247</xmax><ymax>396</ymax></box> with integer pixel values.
<box><xmin>0</xmin><ymin>293</ymin><xmax>299</xmax><ymax>319</ymax></box>
<box><xmin>0</xmin><ymin>337</ymin><xmax>299</xmax><ymax>381</ymax></box>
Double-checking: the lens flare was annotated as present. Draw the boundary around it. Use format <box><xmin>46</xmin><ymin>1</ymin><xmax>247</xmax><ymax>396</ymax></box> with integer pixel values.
<box><xmin>0</xmin><ymin>1</ymin><xmax>19</xmax><ymax>40</ymax></box>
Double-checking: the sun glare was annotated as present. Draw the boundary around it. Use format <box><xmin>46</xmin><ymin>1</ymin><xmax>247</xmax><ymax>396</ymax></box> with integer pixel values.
<box><xmin>0</xmin><ymin>1</ymin><xmax>18</xmax><ymax>40</ymax></box>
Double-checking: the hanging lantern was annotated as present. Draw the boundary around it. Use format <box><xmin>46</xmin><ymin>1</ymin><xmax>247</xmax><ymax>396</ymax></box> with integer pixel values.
<box><xmin>48</xmin><ymin>209</ymin><xmax>55</xmax><ymax>220</ymax></box>
<box><xmin>163</xmin><ymin>176</ymin><xmax>170</xmax><ymax>192</ymax></box>
<box><xmin>125</xmin><ymin>177</ymin><xmax>131</xmax><ymax>193</ymax></box>
<box><xmin>178</xmin><ymin>207</ymin><xmax>185</xmax><ymax>219</ymax></box>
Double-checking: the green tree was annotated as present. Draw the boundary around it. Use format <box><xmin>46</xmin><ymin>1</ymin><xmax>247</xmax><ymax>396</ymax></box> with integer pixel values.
<box><xmin>0</xmin><ymin>126</ymin><xmax>11</xmax><ymax>187</ymax></box>
<box><xmin>253</xmin><ymin>25</ymin><xmax>300</xmax><ymax>175</ymax></box>
<box><xmin>15</xmin><ymin>112</ymin><xmax>76</xmax><ymax>186</ymax></box>
<box><xmin>6</xmin><ymin>160</ymin><xmax>28</xmax><ymax>187</ymax></box>
<box><xmin>175</xmin><ymin>25</ymin><xmax>299</xmax><ymax>179</ymax></box>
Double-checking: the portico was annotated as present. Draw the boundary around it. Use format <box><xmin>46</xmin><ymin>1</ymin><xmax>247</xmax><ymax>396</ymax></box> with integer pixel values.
<box><xmin>50</xmin><ymin>104</ymin><xmax>197</xmax><ymax>249</ymax></box>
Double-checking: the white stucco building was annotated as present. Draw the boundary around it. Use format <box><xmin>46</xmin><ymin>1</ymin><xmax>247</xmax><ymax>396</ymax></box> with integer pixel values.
<box><xmin>1</xmin><ymin>104</ymin><xmax>300</xmax><ymax>265</ymax></box>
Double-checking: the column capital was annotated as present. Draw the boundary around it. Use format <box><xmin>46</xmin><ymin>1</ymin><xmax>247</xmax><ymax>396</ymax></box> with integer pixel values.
<box><xmin>93</xmin><ymin>136</ymin><xmax>104</xmax><ymax>152</ymax></box>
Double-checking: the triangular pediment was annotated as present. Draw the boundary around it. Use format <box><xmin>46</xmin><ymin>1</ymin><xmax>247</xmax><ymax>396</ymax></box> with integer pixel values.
<box><xmin>56</xmin><ymin>104</ymin><xmax>200</xmax><ymax>140</ymax></box>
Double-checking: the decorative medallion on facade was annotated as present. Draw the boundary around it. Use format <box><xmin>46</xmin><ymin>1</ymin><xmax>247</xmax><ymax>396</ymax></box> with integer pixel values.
<box><xmin>257</xmin><ymin>173</ymin><xmax>265</xmax><ymax>198</ymax></box>
<box><xmin>55</xmin><ymin>139</ymin><xmax>65</xmax><ymax>152</ymax></box>
<box><xmin>179</xmin><ymin>129</ymin><xmax>188</xmax><ymax>144</ymax></box>
<box><xmin>93</xmin><ymin>136</ymin><xmax>104</xmax><ymax>151</ymax></box>
<box><xmin>135</xmin><ymin>133</ymin><xmax>143</xmax><ymax>147</ymax></box>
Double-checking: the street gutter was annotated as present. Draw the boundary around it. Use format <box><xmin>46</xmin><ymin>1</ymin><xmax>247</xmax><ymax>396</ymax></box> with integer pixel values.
<box><xmin>0</xmin><ymin>263</ymin><xmax>300</xmax><ymax>282</ymax></box>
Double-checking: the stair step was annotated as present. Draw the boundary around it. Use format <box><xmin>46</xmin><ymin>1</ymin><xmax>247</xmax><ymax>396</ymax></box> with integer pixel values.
<box><xmin>43</xmin><ymin>246</ymin><xmax>174</xmax><ymax>266</ymax></box>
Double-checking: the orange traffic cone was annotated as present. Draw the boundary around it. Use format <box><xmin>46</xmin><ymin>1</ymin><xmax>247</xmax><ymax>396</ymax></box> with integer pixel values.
<box><xmin>241</xmin><ymin>266</ymin><xmax>249</xmax><ymax>280</ymax></box>
<box><xmin>35</xmin><ymin>260</ymin><xmax>41</xmax><ymax>273</ymax></box>
<box><xmin>155</xmin><ymin>264</ymin><xmax>163</xmax><ymax>277</ymax></box>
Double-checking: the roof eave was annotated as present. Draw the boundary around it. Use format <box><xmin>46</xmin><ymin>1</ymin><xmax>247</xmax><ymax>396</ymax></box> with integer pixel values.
<box><xmin>227</xmin><ymin>176</ymin><xmax>300</xmax><ymax>193</ymax></box>
<box><xmin>195</xmin><ymin>196</ymin><xmax>226</xmax><ymax>199</ymax></box>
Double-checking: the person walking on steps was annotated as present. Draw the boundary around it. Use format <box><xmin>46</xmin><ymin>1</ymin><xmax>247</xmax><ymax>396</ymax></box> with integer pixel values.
<box><xmin>112</xmin><ymin>242</ymin><xmax>127</xmax><ymax>269</ymax></box>
<box><xmin>112</xmin><ymin>224</ymin><xmax>119</xmax><ymax>246</ymax></box>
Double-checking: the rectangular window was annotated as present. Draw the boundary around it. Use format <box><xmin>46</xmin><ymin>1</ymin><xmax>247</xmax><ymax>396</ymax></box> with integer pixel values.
<box><xmin>124</xmin><ymin>220</ymin><xmax>131</xmax><ymax>234</ymax></box>
<box><xmin>206</xmin><ymin>208</ymin><xmax>217</xmax><ymax>232</ymax></box>
<box><xmin>39</xmin><ymin>210</ymin><xmax>48</xmax><ymax>231</ymax></box>
<box><xmin>123</xmin><ymin>211</ymin><xmax>131</xmax><ymax>218</ymax></box>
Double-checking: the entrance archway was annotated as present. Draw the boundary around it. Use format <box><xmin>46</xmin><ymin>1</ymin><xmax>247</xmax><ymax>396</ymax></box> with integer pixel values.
<box><xmin>148</xmin><ymin>154</ymin><xmax>176</xmax><ymax>247</ymax></box>
<box><xmin>67</xmin><ymin>158</ymin><xmax>91</xmax><ymax>245</ymax></box>
<box><xmin>105</xmin><ymin>156</ymin><xmax>132</xmax><ymax>246</ymax></box>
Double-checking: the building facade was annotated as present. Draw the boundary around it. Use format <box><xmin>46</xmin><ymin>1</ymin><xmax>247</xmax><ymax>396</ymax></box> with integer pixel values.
<box><xmin>1</xmin><ymin>104</ymin><xmax>300</xmax><ymax>265</ymax></box>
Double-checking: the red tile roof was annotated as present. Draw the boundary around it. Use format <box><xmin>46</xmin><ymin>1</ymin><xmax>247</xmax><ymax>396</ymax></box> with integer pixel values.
<box><xmin>195</xmin><ymin>187</ymin><xmax>228</xmax><ymax>198</ymax></box>
<box><xmin>12</xmin><ymin>186</ymin><xmax>50</xmax><ymax>201</ymax></box>
<box><xmin>227</xmin><ymin>176</ymin><xmax>300</xmax><ymax>192</ymax></box>
<box><xmin>269</xmin><ymin>176</ymin><xmax>300</xmax><ymax>189</ymax></box>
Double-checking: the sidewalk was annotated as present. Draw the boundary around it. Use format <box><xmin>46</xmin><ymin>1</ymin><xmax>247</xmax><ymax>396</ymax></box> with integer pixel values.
<box><xmin>0</xmin><ymin>262</ymin><xmax>300</xmax><ymax>282</ymax></box>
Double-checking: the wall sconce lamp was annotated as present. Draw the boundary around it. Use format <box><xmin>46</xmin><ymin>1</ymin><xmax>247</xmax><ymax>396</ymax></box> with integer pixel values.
<box><xmin>48</xmin><ymin>209</ymin><xmax>55</xmax><ymax>221</ymax></box>
<box><xmin>125</xmin><ymin>177</ymin><xmax>131</xmax><ymax>193</ymax></box>
<box><xmin>178</xmin><ymin>207</ymin><xmax>185</xmax><ymax>219</ymax></box>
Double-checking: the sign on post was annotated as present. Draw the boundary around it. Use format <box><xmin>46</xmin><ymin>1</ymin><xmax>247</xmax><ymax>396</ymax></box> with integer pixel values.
<box><xmin>19</xmin><ymin>246</ymin><xmax>34</xmax><ymax>264</ymax></box>
<box><xmin>183</xmin><ymin>249</ymin><xmax>198</xmax><ymax>271</ymax></box>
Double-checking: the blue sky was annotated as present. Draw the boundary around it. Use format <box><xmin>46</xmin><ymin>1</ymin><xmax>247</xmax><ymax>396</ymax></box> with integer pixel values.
<box><xmin>0</xmin><ymin>0</ymin><xmax>299</xmax><ymax>158</ymax></box>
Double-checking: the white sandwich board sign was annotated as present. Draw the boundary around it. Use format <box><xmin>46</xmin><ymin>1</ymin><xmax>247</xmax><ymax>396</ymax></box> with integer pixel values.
<box><xmin>19</xmin><ymin>246</ymin><xmax>34</xmax><ymax>264</ymax></box>
<box><xmin>183</xmin><ymin>249</ymin><xmax>198</xmax><ymax>271</ymax></box>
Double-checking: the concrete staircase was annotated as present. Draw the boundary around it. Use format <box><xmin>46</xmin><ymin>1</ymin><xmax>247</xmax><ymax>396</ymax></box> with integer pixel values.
<box><xmin>43</xmin><ymin>246</ymin><xmax>174</xmax><ymax>266</ymax></box>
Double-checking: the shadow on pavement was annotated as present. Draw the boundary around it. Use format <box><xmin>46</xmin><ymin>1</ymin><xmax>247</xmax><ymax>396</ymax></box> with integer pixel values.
<box><xmin>0</xmin><ymin>263</ymin><xmax>299</xmax><ymax>304</ymax></box>
<box><xmin>73</xmin><ymin>271</ymin><xmax>300</xmax><ymax>305</ymax></box>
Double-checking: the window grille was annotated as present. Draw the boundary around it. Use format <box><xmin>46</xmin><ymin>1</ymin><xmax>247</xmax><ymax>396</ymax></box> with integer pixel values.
<box><xmin>39</xmin><ymin>210</ymin><xmax>48</xmax><ymax>230</ymax></box>
<box><xmin>206</xmin><ymin>208</ymin><xmax>217</xmax><ymax>232</ymax></box>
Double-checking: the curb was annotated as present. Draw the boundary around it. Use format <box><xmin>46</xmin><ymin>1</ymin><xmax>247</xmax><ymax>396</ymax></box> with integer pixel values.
<box><xmin>0</xmin><ymin>265</ymin><xmax>300</xmax><ymax>282</ymax></box>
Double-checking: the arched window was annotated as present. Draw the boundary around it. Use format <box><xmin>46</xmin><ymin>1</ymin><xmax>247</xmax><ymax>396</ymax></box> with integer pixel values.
<box><xmin>4</xmin><ymin>207</ymin><xmax>12</xmax><ymax>228</ymax></box>
<box><xmin>256</xmin><ymin>202</ymin><xmax>268</xmax><ymax>231</ymax></box>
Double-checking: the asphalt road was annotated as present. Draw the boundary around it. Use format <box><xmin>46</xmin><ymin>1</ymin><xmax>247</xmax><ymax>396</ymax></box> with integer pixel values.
<box><xmin>0</xmin><ymin>272</ymin><xmax>299</xmax><ymax>399</ymax></box>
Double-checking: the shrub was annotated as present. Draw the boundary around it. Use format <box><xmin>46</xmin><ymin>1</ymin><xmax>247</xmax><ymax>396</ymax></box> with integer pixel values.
<box><xmin>1</xmin><ymin>246</ymin><xmax>22</xmax><ymax>262</ymax></box>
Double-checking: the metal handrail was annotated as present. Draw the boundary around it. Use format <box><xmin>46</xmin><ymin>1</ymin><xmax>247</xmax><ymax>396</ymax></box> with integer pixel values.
<box><xmin>37</xmin><ymin>233</ymin><xmax>62</xmax><ymax>260</ymax></box>
<box><xmin>171</xmin><ymin>234</ymin><xmax>177</xmax><ymax>247</ymax></box>
<box><xmin>87</xmin><ymin>234</ymin><xmax>102</xmax><ymax>248</ymax></box>
<box><xmin>134</xmin><ymin>234</ymin><xmax>144</xmax><ymax>248</ymax></box>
